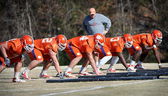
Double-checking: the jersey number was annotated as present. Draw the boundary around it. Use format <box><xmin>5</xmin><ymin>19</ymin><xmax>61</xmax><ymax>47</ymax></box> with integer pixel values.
<box><xmin>42</xmin><ymin>38</ymin><xmax>53</xmax><ymax>43</ymax></box>
<box><xmin>110</xmin><ymin>37</ymin><xmax>120</xmax><ymax>42</ymax></box>
<box><xmin>79</xmin><ymin>36</ymin><xmax>88</xmax><ymax>41</ymax></box>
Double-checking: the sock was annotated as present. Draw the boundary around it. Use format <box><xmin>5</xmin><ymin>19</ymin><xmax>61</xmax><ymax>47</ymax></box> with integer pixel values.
<box><xmin>97</xmin><ymin>56</ymin><xmax>112</xmax><ymax>68</ymax></box>
<box><xmin>23</xmin><ymin>68</ymin><xmax>30</xmax><ymax>75</ymax></box>
<box><xmin>108</xmin><ymin>56</ymin><xmax>119</xmax><ymax>69</ymax></box>
<box><xmin>137</xmin><ymin>61</ymin><xmax>142</xmax><ymax>65</ymax></box>
<box><xmin>65</xmin><ymin>67</ymin><xmax>72</xmax><ymax>72</ymax></box>
<box><xmin>14</xmin><ymin>72</ymin><xmax>20</xmax><ymax>80</ymax></box>
<box><xmin>130</xmin><ymin>60</ymin><xmax>136</xmax><ymax>66</ymax></box>
<box><xmin>96</xmin><ymin>62</ymin><xmax>99</xmax><ymax>66</ymax></box>
<box><xmin>41</xmin><ymin>70</ymin><xmax>47</xmax><ymax>75</ymax></box>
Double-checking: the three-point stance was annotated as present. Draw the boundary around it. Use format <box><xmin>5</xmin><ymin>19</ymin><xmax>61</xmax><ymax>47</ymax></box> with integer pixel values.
<box><xmin>0</xmin><ymin>35</ymin><xmax>34</xmax><ymax>82</ymax></box>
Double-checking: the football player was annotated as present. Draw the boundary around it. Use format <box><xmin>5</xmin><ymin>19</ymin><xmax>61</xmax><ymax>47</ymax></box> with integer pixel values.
<box><xmin>127</xmin><ymin>29</ymin><xmax>163</xmax><ymax>69</ymax></box>
<box><xmin>78</xmin><ymin>39</ymin><xmax>112</xmax><ymax>75</ymax></box>
<box><xmin>0</xmin><ymin>35</ymin><xmax>34</xmax><ymax>82</ymax></box>
<box><xmin>21</xmin><ymin>35</ymin><xmax>67</xmax><ymax>79</ymax></box>
<box><xmin>104</xmin><ymin>34</ymin><xmax>135</xmax><ymax>72</ymax></box>
<box><xmin>64</xmin><ymin>33</ymin><xmax>105</xmax><ymax>77</ymax></box>
<box><xmin>78</xmin><ymin>34</ymin><xmax>136</xmax><ymax>74</ymax></box>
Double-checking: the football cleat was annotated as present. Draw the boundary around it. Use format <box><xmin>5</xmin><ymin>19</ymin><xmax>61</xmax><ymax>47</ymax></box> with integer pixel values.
<box><xmin>78</xmin><ymin>72</ymin><xmax>92</xmax><ymax>76</ymax></box>
<box><xmin>21</xmin><ymin>72</ymin><xmax>31</xmax><ymax>80</ymax></box>
<box><xmin>39</xmin><ymin>74</ymin><xmax>52</xmax><ymax>79</ymax></box>
<box><xmin>64</xmin><ymin>71</ymin><xmax>76</xmax><ymax>78</ymax></box>
<box><xmin>107</xmin><ymin>68</ymin><xmax>116</xmax><ymax>73</ymax></box>
<box><xmin>92</xmin><ymin>68</ymin><xmax>103</xmax><ymax>74</ymax></box>
<box><xmin>127</xmin><ymin>65</ymin><xmax>136</xmax><ymax>72</ymax></box>
<box><xmin>12</xmin><ymin>78</ymin><xmax>26</xmax><ymax>83</ymax></box>
<box><xmin>135</xmin><ymin>64</ymin><xmax>144</xmax><ymax>70</ymax></box>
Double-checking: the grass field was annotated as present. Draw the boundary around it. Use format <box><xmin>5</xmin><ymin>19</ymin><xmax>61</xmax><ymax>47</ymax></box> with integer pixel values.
<box><xmin>0</xmin><ymin>63</ymin><xmax>168</xmax><ymax>96</ymax></box>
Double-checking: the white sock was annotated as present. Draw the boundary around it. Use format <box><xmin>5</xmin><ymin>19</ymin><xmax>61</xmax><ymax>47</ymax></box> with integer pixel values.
<box><xmin>137</xmin><ymin>61</ymin><xmax>142</xmax><ymax>65</ymax></box>
<box><xmin>41</xmin><ymin>70</ymin><xmax>47</xmax><ymax>75</ymax></box>
<box><xmin>130</xmin><ymin>60</ymin><xmax>136</xmax><ymax>66</ymax></box>
<box><xmin>97</xmin><ymin>56</ymin><xmax>112</xmax><ymax>68</ymax></box>
<box><xmin>96</xmin><ymin>62</ymin><xmax>99</xmax><ymax>66</ymax></box>
<box><xmin>65</xmin><ymin>67</ymin><xmax>72</xmax><ymax>72</ymax></box>
<box><xmin>108</xmin><ymin>56</ymin><xmax>119</xmax><ymax>69</ymax></box>
<box><xmin>14</xmin><ymin>72</ymin><xmax>20</xmax><ymax>80</ymax></box>
<box><xmin>23</xmin><ymin>68</ymin><xmax>30</xmax><ymax>74</ymax></box>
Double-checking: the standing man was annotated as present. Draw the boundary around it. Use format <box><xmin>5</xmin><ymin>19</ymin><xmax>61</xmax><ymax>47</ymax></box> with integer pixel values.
<box><xmin>83</xmin><ymin>8</ymin><xmax>111</xmax><ymax>35</ymax></box>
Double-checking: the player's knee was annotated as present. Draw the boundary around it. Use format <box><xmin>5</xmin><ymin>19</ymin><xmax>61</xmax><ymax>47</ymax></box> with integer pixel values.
<box><xmin>77</xmin><ymin>56</ymin><xmax>83</xmax><ymax>59</ymax></box>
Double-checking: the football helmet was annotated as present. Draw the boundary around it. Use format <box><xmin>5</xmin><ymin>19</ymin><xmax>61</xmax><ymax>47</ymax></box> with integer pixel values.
<box><xmin>152</xmin><ymin>30</ymin><xmax>162</xmax><ymax>44</ymax></box>
<box><xmin>94</xmin><ymin>33</ymin><xmax>105</xmax><ymax>47</ymax></box>
<box><xmin>21</xmin><ymin>35</ymin><xmax>34</xmax><ymax>52</ymax></box>
<box><xmin>123</xmin><ymin>34</ymin><xmax>133</xmax><ymax>48</ymax></box>
<box><xmin>56</xmin><ymin>35</ymin><xmax>67</xmax><ymax>51</ymax></box>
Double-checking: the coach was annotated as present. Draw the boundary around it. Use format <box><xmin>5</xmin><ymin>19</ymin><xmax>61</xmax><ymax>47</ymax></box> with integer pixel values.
<box><xmin>83</xmin><ymin>8</ymin><xmax>111</xmax><ymax>35</ymax></box>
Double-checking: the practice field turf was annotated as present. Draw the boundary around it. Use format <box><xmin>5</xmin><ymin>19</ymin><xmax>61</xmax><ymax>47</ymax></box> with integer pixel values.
<box><xmin>0</xmin><ymin>63</ymin><xmax>168</xmax><ymax>96</ymax></box>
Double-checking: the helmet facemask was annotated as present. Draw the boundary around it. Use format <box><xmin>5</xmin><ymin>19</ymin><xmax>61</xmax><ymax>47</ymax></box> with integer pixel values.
<box><xmin>56</xmin><ymin>35</ymin><xmax>67</xmax><ymax>51</ymax></box>
<box><xmin>152</xmin><ymin>30</ymin><xmax>163</xmax><ymax>46</ymax></box>
<box><xmin>154</xmin><ymin>37</ymin><xmax>162</xmax><ymax>45</ymax></box>
<box><xmin>95</xmin><ymin>40</ymin><xmax>104</xmax><ymax>49</ymax></box>
<box><xmin>22</xmin><ymin>35</ymin><xmax>34</xmax><ymax>53</ymax></box>
<box><xmin>94</xmin><ymin>33</ymin><xmax>105</xmax><ymax>49</ymax></box>
<box><xmin>58</xmin><ymin>43</ymin><xmax>66</xmax><ymax>51</ymax></box>
<box><xmin>24</xmin><ymin>44</ymin><xmax>34</xmax><ymax>53</ymax></box>
<box><xmin>125</xmin><ymin>41</ymin><xmax>133</xmax><ymax>48</ymax></box>
<box><xmin>123</xmin><ymin>34</ymin><xmax>133</xmax><ymax>48</ymax></box>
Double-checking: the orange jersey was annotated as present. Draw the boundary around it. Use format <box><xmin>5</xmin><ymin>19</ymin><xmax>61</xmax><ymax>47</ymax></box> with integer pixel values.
<box><xmin>34</xmin><ymin>37</ymin><xmax>58</xmax><ymax>55</ymax></box>
<box><xmin>0</xmin><ymin>38</ymin><xmax>24</xmax><ymax>65</ymax></box>
<box><xmin>133</xmin><ymin>33</ymin><xmax>154</xmax><ymax>47</ymax></box>
<box><xmin>28</xmin><ymin>37</ymin><xmax>58</xmax><ymax>61</ymax></box>
<box><xmin>94</xmin><ymin>44</ymin><xmax>112</xmax><ymax>58</ymax></box>
<box><xmin>106</xmin><ymin>37</ymin><xmax>125</xmax><ymax>53</ymax></box>
<box><xmin>127</xmin><ymin>33</ymin><xmax>155</xmax><ymax>55</ymax></box>
<box><xmin>65</xmin><ymin>35</ymin><xmax>111</xmax><ymax>60</ymax></box>
<box><xmin>3</xmin><ymin>38</ymin><xmax>24</xmax><ymax>59</ymax></box>
<box><xmin>65</xmin><ymin>35</ymin><xmax>95</xmax><ymax>60</ymax></box>
<box><xmin>68</xmin><ymin>35</ymin><xmax>95</xmax><ymax>53</ymax></box>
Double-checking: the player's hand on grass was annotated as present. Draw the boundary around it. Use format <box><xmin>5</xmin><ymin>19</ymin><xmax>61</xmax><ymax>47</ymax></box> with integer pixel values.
<box><xmin>56</xmin><ymin>72</ymin><xmax>64</xmax><ymax>79</ymax></box>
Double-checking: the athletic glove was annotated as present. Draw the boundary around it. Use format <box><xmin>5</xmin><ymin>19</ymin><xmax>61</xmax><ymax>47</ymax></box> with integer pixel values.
<box><xmin>5</xmin><ymin>57</ymin><xmax>10</xmax><ymax>67</ymax></box>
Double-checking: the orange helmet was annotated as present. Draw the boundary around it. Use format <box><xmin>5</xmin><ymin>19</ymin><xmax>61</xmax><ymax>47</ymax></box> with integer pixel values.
<box><xmin>152</xmin><ymin>30</ymin><xmax>162</xmax><ymax>44</ymax></box>
<box><xmin>123</xmin><ymin>34</ymin><xmax>133</xmax><ymax>48</ymax></box>
<box><xmin>94</xmin><ymin>33</ymin><xmax>105</xmax><ymax>47</ymax></box>
<box><xmin>56</xmin><ymin>34</ymin><xmax>67</xmax><ymax>51</ymax></box>
<box><xmin>21</xmin><ymin>35</ymin><xmax>34</xmax><ymax>52</ymax></box>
